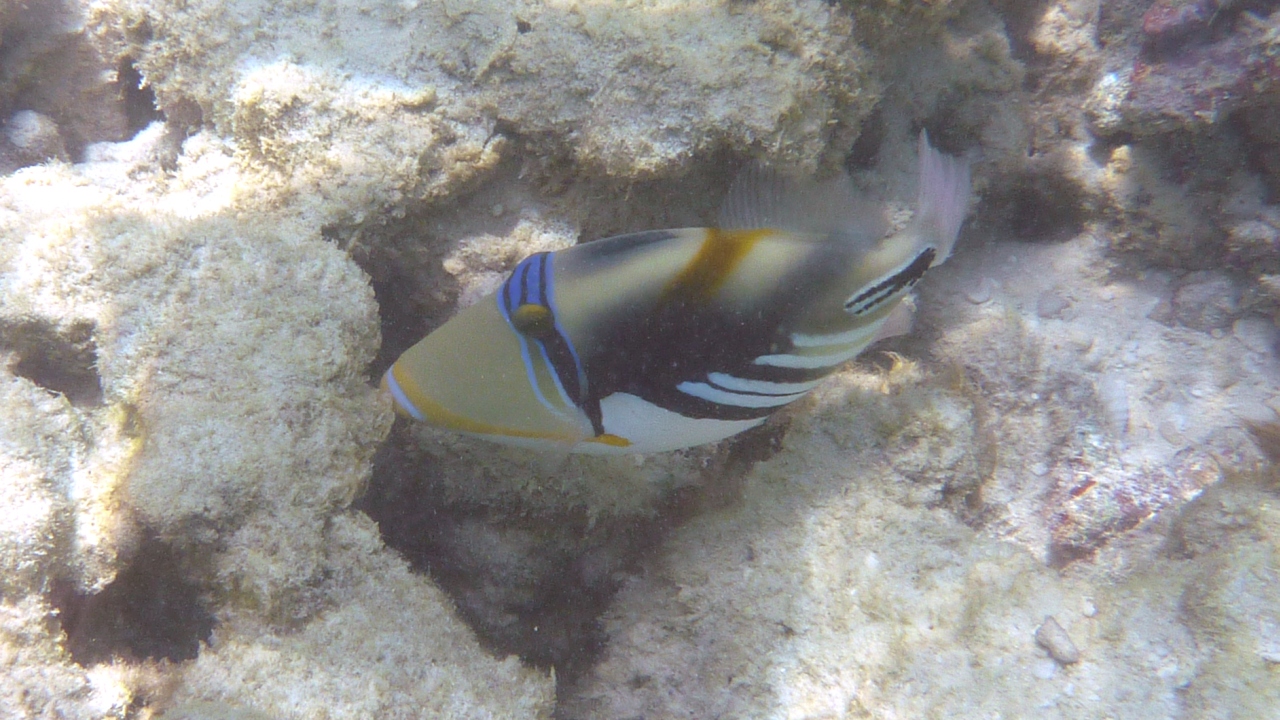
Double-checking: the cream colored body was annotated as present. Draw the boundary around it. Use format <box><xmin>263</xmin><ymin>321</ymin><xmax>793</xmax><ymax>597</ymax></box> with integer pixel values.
<box><xmin>382</xmin><ymin>133</ymin><xmax>971</xmax><ymax>454</ymax></box>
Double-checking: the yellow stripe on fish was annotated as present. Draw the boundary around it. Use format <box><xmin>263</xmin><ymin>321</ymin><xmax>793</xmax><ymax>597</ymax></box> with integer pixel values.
<box><xmin>664</xmin><ymin>228</ymin><xmax>770</xmax><ymax>301</ymax></box>
<box><xmin>382</xmin><ymin>132</ymin><xmax>971</xmax><ymax>454</ymax></box>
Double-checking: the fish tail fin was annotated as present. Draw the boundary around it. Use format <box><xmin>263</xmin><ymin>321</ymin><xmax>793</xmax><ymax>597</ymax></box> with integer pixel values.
<box><xmin>915</xmin><ymin>130</ymin><xmax>972</xmax><ymax>267</ymax></box>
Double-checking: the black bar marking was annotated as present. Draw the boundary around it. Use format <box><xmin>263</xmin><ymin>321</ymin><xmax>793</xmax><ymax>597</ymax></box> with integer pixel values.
<box><xmin>845</xmin><ymin>247</ymin><xmax>935</xmax><ymax>315</ymax></box>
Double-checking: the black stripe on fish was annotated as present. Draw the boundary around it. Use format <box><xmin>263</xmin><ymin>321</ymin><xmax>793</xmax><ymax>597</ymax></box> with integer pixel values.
<box><xmin>583</xmin><ymin>276</ymin><xmax>835</xmax><ymax>422</ymax></box>
<box><xmin>570</xmin><ymin>226</ymin><xmax>858</xmax><ymax>422</ymax></box>
<box><xmin>844</xmin><ymin>247</ymin><xmax>935</xmax><ymax>315</ymax></box>
<box><xmin>501</xmin><ymin>253</ymin><xmax>602</xmax><ymax>435</ymax></box>
<box><xmin>526</xmin><ymin>254</ymin><xmax>584</xmax><ymax>406</ymax></box>
<box><xmin>573</xmin><ymin>229</ymin><xmax>682</xmax><ymax>263</ymax></box>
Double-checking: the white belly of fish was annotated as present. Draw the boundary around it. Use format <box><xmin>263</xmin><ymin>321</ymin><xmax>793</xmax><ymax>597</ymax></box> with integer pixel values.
<box><xmin>588</xmin><ymin>392</ymin><xmax>765</xmax><ymax>455</ymax></box>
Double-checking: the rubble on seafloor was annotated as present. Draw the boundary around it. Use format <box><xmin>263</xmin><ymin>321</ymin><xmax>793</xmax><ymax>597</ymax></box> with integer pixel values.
<box><xmin>0</xmin><ymin>0</ymin><xmax>1277</xmax><ymax>718</ymax></box>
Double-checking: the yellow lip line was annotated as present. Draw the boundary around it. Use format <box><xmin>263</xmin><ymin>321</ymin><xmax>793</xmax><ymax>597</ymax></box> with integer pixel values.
<box><xmin>386</xmin><ymin>364</ymin><xmax>630</xmax><ymax>447</ymax></box>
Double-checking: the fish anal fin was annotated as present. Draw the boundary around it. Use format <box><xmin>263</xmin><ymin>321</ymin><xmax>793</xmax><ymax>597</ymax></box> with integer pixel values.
<box><xmin>870</xmin><ymin>294</ymin><xmax>917</xmax><ymax>345</ymax></box>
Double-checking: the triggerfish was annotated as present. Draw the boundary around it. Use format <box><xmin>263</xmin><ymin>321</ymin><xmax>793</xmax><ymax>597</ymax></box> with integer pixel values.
<box><xmin>382</xmin><ymin>132</ymin><xmax>971</xmax><ymax>454</ymax></box>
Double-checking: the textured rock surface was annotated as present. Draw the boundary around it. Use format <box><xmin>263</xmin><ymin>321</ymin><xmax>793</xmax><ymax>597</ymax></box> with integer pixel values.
<box><xmin>559</xmin><ymin>333</ymin><xmax>1280</xmax><ymax>719</ymax></box>
<box><xmin>101</xmin><ymin>0</ymin><xmax>875</xmax><ymax>195</ymax></box>
<box><xmin>1112</xmin><ymin>4</ymin><xmax>1280</xmax><ymax>134</ymax></box>
<box><xmin>0</xmin><ymin>123</ymin><xmax>553</xmax><ymax>717</ymax></box>
<box><xmin>918</xmin><ymin>232</ymin><xmax>1272</xmax><ymax>564</ymax></box>
<box><xmin>1081</xmin><ymin>2</ymin><xmax>1280</xmax><ymax>277</ymax></box>
<box><xmin>172</xmin><ymin>514</ymin><xmax>555</xmax><ymax>718</ymax></box>
<box><xmin>2</xmin><ymin>0</ymin><xmax>1279</xmax><ymax>717</ymax></box>
<box><xmin>0</xmin><ymin>0</ymin><xmax>139</xmax><ymax>169</ymax></box>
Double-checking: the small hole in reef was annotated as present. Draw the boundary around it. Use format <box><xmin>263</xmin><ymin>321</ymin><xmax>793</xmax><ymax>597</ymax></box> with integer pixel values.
<box><xmin>991</xmin><ymin>0</ymin><xmax>1061</xmax><ymax>63</ymax></box>
<box><xmin>368</xmin><ymin>264</ymin><xmax>440</xmax><ymax>377</ymax></box>
<box><xmin>2</xmin><ymin>319</ymin><xmax>104</xmax><ymax>406</ymax></box>
<box><xmin>845</xmin><ymin>108</ymin><xmax>885</xmax><ymax>171</ymax></box>
<box><xmin>917</xmin><ymin>116</ymin><xmax>979</xmax><ymax>159</ymax></box>
<box><xmin>49</xmin><ymin>538</ymin><xmax>215</xmax><ymax>665</ymax></box>
<box><xmin>116</xmin><ymin>58</ymin><xmax>163</xmax><ymax>137</ymax></box>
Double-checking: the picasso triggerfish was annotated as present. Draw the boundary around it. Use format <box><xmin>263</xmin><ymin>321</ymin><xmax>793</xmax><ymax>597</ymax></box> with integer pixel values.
<box><xmin>382</xmin><ymin>132</ymin><xmax>971</xmax><ymax>454</ymax></box>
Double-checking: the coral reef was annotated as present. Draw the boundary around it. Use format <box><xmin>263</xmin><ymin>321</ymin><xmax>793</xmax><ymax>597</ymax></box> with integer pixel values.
<box><xmin>558</xmin><ymin>364</ymin><xmax>1280</xmax><ymax>719</ymax></box>
<box><xmin>1096</xmin><ymin>3</ymin><xmax>1280</xmax><ymax>134</ymax></box>
<box><xmin>1</xmin><ymin>0</ymin><xmax>1278</xmax><ymax>717</ymax></box>
<box><xmin>0</xmin><ymin>0</ymin><xmax>146</xmax><ymax>170</ymax></box>
<box><xmin>1080</xmin><ymin>1</ymin><xmax>1280</xmax><ymax>274</ymax></box>
<box><xmin>0</xmin><ymin>123</ymin><xmax>553</xmax><ymax>716</ymax></box>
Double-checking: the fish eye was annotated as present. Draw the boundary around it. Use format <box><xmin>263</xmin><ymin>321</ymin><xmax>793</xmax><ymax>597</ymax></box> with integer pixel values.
<box><xmin>511</xmin><ymin>303</ymin><xmax>556</xmax><ymax>337</ymax></box>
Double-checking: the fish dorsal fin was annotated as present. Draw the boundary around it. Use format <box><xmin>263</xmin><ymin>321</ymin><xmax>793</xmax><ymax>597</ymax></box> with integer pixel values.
<box><xmin>717</xmin><ymin>163</ymin><xmax>887</xmax><ymax>242</ymax></box>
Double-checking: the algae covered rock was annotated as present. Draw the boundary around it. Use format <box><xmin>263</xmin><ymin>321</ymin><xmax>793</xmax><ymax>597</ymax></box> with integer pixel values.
<box><xmin>483</xmin><ymin>0</ymin><xmax>873</xmax><ymax>175</ymax></box>
<box><xmin>101</xmin><ymin>0</ymin><xmax>876</xmax><ymax>203</ymax></box>
<box><xmin>0</xmin><ymin>123</ymin><xmax>554</xmax><ymax>718</ymax></box>
<box><xmin>173</xmin><ymin>513</ymin><xmax>555</xmax><ymax>719</ymax></box>
<box><xmin>3</xmin><ymin>0</ymin><xmax>1279</xmax><ymax>717</ymax></box>
<box><xmin>0</xmin><ymin>0</ymin><xmax>137</xmax><ymax>169</ymax></box>
<box><xmin>557</xmin><ymin>365</ymin><xmax>1094</xmax><ymax>718</ymax></box>
<box><xmin>559</xmin><ymin>363</ymin><xmax>1280</xmax><ymax>719</ymax></box>
<box><xmin>0</xmin><ymin>123</ymin><xmax>386</xmax><ymax>550</ymax></box>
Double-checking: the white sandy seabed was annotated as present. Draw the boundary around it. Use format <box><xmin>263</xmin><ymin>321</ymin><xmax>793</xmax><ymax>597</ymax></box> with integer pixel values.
<box><xmin>0</xmin><ymin>0</ymin><xmax>1278</xmax><ymax>718</ymax></box>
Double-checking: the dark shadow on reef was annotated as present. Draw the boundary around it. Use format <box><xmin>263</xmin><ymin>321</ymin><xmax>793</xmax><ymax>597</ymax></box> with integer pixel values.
<box><xmin>49</xmin><ymin>537</ymin><xmax>214</xmax><ymax>666</ymax></box>
<box><xmin>356</xmin><ymin>418</ymin><xmax>787</xmax><ymax>687</ymax></box>
<box><xmin>0</xmin><ymin>318</ymin><xmax>104</xmax><ymax>407</ymax></box>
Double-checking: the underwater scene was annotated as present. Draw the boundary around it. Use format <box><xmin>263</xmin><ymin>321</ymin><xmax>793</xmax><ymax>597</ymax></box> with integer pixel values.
<box><xmin>1</xmin><ymin>0</ymin><xmax>1279</xmax><ymax>717</ymax></box>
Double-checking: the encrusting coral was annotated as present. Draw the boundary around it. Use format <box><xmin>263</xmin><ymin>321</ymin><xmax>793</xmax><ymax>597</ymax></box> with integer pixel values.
<box><xmin>0</xmin><ymin>121</ymin><xmax>554</xmax><ymax>716</ymax></box>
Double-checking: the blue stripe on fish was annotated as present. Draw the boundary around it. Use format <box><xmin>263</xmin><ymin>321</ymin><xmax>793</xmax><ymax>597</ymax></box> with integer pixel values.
<box><xmin>498</xmin><ymin>252</ymin><xmax>599</xmax><ymax>433</ymax></box>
